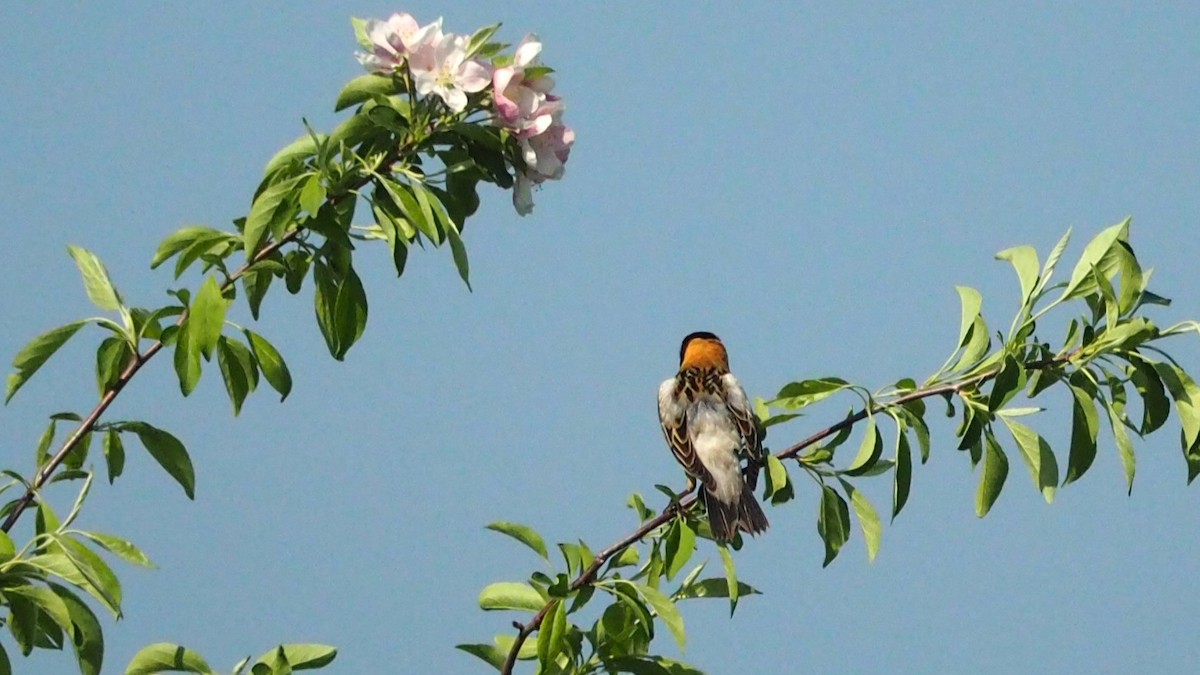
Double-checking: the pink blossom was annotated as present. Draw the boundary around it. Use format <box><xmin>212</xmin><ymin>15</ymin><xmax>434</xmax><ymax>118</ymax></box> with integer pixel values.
<box><xmin>511</xmin><ymin>120</ymin><xmax>575</xmax><ymax>215</ymax></box>
<box><xmin>492</xmin><ymin>35</ymin><xmax>558</xmax><ymax>136</ymax></box>
<box><xmin>410</xmin><ymin>33</ymin><xmax>493</xmax><ymax>113</ymax></box>
<box><xmin>520</xmin><ymin>122</ymin><xmax>575</xmax><ymax>181</ymax></box>
<box><xmin>355</xmin><ymin>14</ymin><xmax>443</xmax><ymax>73</ymax></box>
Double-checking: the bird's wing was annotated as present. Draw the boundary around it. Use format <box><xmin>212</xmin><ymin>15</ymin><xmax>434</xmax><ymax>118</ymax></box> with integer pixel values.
<box><xmin>658</xmin><ymin>377</ymin><xmax>705</xmax><ymax>480</ymax></box>
<box><xmin>721</xmin><ymin>373</ymin><xmax>765</xmax><ymax>487</ymax></box>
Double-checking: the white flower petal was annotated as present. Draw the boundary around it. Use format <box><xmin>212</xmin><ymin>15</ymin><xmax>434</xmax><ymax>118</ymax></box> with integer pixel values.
<box><xmin>514</xmin><ymin>34</ymin><xmax>543</xmax><ymax>66</ymax></box>
<box><xmin>440</xmin><ymin>86</ymin><xmax>468</xmax><ymax>112</ymax></box>
<box><xmin>458</xmin><ymin>60</ymin><xmax>492</xmax><ymax>93</ymax></box>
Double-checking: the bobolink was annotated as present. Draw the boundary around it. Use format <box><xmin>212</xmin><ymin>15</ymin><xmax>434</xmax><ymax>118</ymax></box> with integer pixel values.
<box><xmin>658</xmin><ymin>332</ymin><xmax>769</xmax><ymax>543</ymax></box>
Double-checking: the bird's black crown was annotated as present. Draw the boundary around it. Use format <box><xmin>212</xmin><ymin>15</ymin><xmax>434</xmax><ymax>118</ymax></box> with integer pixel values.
<box><xmin>679</xmin><ymin>331</ymin><xmax>721</xmax><ymax>363</ymax></box>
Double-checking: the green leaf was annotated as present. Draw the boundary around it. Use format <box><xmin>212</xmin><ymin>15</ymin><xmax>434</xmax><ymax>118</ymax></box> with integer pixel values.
<box><xmin>444</xmin><ymin>217</ymin><xmax>472</xmax><ymax>290</ymax></box>
<box><xmin>172</xmin><ymin>323</ymin><xmax>201</xmax><ymax>396</ymax></box>
<box><xmin>1115</xmin><ymin>243</ymin><xmax>1143</xmax><ymax>315</ymax></box>
<box><xmin>263</xmin><ymin>134</ymin><xmax>320</xmax><ymax>179</ymax></box>
<box><xmin>478</xmin><ymin>582</ymin><xmax>545</xmax><ymax>612</ymax></box>
<box><xmin>251</xmin><ymin>644</ymin><xmax>336</xmax><ymax>671</ymax></box>
<box><xmin>327</xmin><ymin>114</ymin><xmax>377</xmax><ymax>154</ymax></box>
<box><xmin>298</xmin><ymin>174</ymin><xmax>327</xmax><ymax>215</ymax></box>
<box><xmin>380</xmin><ymin>178</ymin><xmax>440</xmax><ymax>244</ymax></box>
<box><xmin>603</xmin><ymin>655</ymin><xmax>706</xmax><ymax>675</ymax></box>
<box><xmin>49</xmin><ymin>583</ymin><xmax>103</xmax><ymax>675</ymax></box>
<box><xmin>627</xmin><ymin>493</ymin><xmax>653</xmax><ymax>522</ymax></box>
<box><xmin>37</xmin><ymin>498</ymin><xmax>62</xmax><ymax>541</ymax></box>
<box><xmin>3</xmin><ymin>584</ymin><xmax>73</xmax><ymax>636</ymax></box>
<box><xmin>907</xmin><ymin>406</ymin><xmax>932</xmax><ymax>463</ymax></box>
<box><xmin>536</xmin><ymin>600</ymin><xmax>567</xmax><ymax>668</ymax></box>
<box><xmin>102</xmin><ymin>430</ymin><xmax>125</xmax><ymax>484</ymax></box>
<box><xmin>6</xmin><ymin>320</ymin><xmax>88</xmax><ymax>403</ymax></box>
<box><xmin>840</xmin><ymin>479</ymin><xmax>882</xmax><ymax>562</ymax></box>
<box><xmin>952</xmin><ymin>315</ymin><xmax>991</xmax><ymax>372</ymax></box>
<box><xmin>1034</xmin><ymin>227</ymin><xmax>1072</xmax><ymax>298</ymax></box>
<box><xmin>217</xmin><ymin>337</ymin><xmax>256</xmax><ymax>415</ymax></box>
<box><xmin>674</xmin><ymin>578</ymin><xmax>760</xmax><ymax>601</ymax></box>
<box><xmin>999</xmin><ymin>416</ymin><xmax>1058</xmax><ymax>503</ymax></box>
<box><xmin>634</xmin><ymin>582</ymin><xmax>686</xmax><ymax>651</ymax></box>
<box><xmin>455</xmin><ymin>643</ymin><xmax>505</xmax><ymax>671</ymax></box>
<box><xmin>54</xmin><ymin>536</ymin><xmax>122</xmax><ymax>617</ymax></box>
<box><xmin>717</xmin><ymin>544</ymin><xmax>739</xmax><ymax>615</ymax></box>
<box><xmin>242</xmin><ymin>268</ymin><xmax>273</xmax><ymax>321</ymax></box>
<box><xmin>244</xmin><ymin>175</ymin><xmax>303</xmax><ymax>256</ymax></box>
<box><xmin>1063</xmin><ymin>219</ymin><xmax>1129</xmax><ymax>300</ymax></box>
<box><xmin>663</xmin><ymin>519</ymin><xmax>695</xmax><ymax>581</ymax></box>
<box><xmin>6</xmin><ymin>592</ymin><xmax>37</xmax><ymax>655</ymax></box>
<box><xmin>313</xmin><ymin>261</ymin><xmax>339</xmax><ymax>358</ymax></box>
<box><xmin>844</xmin><ymin>416</ymin><xmax>882</xmax><ymax>475</ymax></box>
<box><xmin>67</xmin><ymin>245</ymin><xmax>123</xmax><ymax>311</ymax></box>
<box><xmin>996</xmin><ymin>245</ymin><xmax>1039</xmax><ymax>304</ymax></box>
<box><xmin>1063</xmin><ymin>380</ymin><xmax>1101</xmax><ymax>485</ymax></box>
<box><xmin>125</xmin><ymin>643</ymin><xmax>213</xmax><ymax>675</ymax></box>
<box><xmin>244</xmin><ymin>329</ymin><xmax>292</xmax><ymax>401</ymax></box>
<box><xmin>34</xmin><ymin>418</ymin><xmax>56</xmax><ymax>468</ymax></box>
<box><xmin>409</xmin><ymin>181</ymin><xmax>443</xmax><ymax>245</ymax></box>
<box><xmin>95</xmin><ymin>335</ymin><xmax>131</xmax><ymax>395</ymax></box>
<box><xmin>1128</xmin><ymin>355</ymin><xmax>1166</xmax><ymax>432</ymax></box>
<box><xmin>333</xmin><ymin>265</ymin><xmax>368</xmax><ymax>359</ymax></box>
<box><xmin>128</xmin><ymin>423</ymin><xmax>195</xmax><ymax>499</ymax></box>
<box><xmin>987</xmin><ymin>355</ymin><xmax>1025</xmax><ymax>412</ymax></box>
<box><xmin>335</xmin><ymin>74</ymin><xmax>396</xmax><ymax>111</ymax></box>
<box><xmin>954</xmin><ymin>286</ymin><xmax>983</xmax><ymax>348</ymax></box>
<box><xmin>892</xmin><ymin>427</ymin><xmax>912</xmax><ymax>519</ymax></box>
<box><xmin>189</xmin><ymin>276</ymin><xmax>229</xmax><ymax>360</ymax></box>
<box><xmin>764</xmin><ymin>455</ymin><xmax>788</xmax><ymax>499</ymax></box>
<box><xmin>1092</xmin><ymin>264</ymin><xmax>1120</xmax><ymax>330</ymax></box>
<box><xmin>152</xmin><ymin>227</ymin><xmax>232</xmax><ymax>270</ymax></box>
<box><xmin>171</xmin><ymin>235</ymin><xmax>233</xmax><ymax>280</ymax></box>
<box><xmin>1104</xmin><ymin>400</ymin><xmax>1136</xmax><ymax>494</ymax></box>
<box><xmin>1152</xmin><ymin>362</ymin><xmax>1200</xmax><ymax>451</ymax></box>
<box><xmin>770</xmin><ymin>377</ymin><xmax>849</xmax><ymax>410</ymax></box>
<box><xmin>75</xmin><ymin>532</ymin><xmax>154</xmax><ymax>568</ymax></box>
<box><xmin>283</xmin><ymin>250</ymin><xmax>311</xmax><ymax>293</ymax></box>
<box><xmin>61</xmin><ymin>471</ymin><xmax>94</xmax><ymax>529</ymax></box>
<box><xmin>976</xmin><ymin>431</ymin><xmax>1009</xmax><ymax>517</ymax></box>
<box><xmin>817</xmin><ymin>485</ymin><xmax>851</xmax><ymax>567</ymax></box>
<box><xmin>465</xmin><ymin>23</ymin><xmax>502</xmax><ymax>57</ymax></box>
<box><xmin>0</xmin><ymin>530</ymin><xmax>14</xmax><ymax>563</ymax></box>
<box><xmin>485</xmin><ymin>522</ymin><xmax>549</xmax><ymax>562</ymax></box>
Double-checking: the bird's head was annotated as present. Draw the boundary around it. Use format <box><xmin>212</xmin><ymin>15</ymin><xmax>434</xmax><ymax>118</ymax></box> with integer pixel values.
<box><xmin>679</xmin><ymin>331</ymin><xmax>729</xmax><ymax>371</ymax></box>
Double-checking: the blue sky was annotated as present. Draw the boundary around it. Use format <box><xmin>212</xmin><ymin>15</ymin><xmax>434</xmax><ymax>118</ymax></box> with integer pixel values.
<box><xmin>2</xmin><ymin>3</ymin><xmax>1199</xmax><ymax>673</ymax></box>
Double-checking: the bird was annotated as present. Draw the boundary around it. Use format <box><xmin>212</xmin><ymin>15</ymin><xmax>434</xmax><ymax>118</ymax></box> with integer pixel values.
<box><xmin>658</xmin><ymin>331</ymin><xmax>768</xmax><ymax>543</ymax></box>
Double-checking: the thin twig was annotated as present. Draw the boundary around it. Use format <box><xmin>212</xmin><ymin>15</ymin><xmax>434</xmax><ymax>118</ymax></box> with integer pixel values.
<box><xmin>497</xmin><ymin>353</ymin><xmax>1075</xmax><ymax>674</ymax></box>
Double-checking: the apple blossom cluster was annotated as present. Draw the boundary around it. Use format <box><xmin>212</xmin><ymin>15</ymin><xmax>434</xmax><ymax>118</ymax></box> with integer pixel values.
<box><xmin>356</xmin><ymin>13</ymin><xmax>575</xmax><ymax>216</ymax></box>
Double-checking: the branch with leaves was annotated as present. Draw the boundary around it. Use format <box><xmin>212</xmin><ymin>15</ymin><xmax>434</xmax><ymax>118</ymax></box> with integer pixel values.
<box><xmin>1</xmin><ymin>11</ymin><xmax>573</xmax><ymax>675</ymax></box>
<box><xmin>466</xmin><ymin>220</ymin><xmax>1200</xmax><ymax>675</ymax></box>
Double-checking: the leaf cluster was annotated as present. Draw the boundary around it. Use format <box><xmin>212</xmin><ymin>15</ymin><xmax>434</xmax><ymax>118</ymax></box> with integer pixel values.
<box><xmin>2</xmin><ymin>18</ymin><xmax>535</xmax><ymax>675</ymax></box>
<box><xmin>475</xmin><ymin>221</ymin><xmax>1200</xmax><ymax>674</ymax></box>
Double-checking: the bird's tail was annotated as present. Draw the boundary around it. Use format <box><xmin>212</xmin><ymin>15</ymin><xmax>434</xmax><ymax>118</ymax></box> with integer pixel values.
<box><xmin>705</xmin><ymin>485</ymin><xmax>770</xmax><ymax>543</ymax></box>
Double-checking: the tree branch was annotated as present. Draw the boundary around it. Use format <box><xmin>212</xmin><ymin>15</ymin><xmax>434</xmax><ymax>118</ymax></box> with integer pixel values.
<box><xmin>497</xmin><ymin>353</ymin><xmax>1075</xmax><ymax>674</ymax></box>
